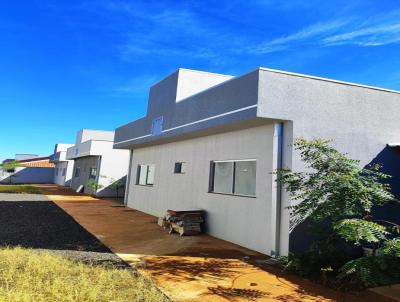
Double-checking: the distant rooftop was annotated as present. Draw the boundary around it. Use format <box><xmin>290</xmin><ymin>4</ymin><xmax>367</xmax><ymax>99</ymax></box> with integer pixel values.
<box><xmin>15</xmin><ymin>154</ymin><xmax>39</xmax><ymax>161</ymax></box>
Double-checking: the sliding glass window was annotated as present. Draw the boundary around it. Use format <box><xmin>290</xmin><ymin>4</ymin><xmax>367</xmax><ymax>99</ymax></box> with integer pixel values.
<box><xmin>210</xmin><ymin>159</ymin><xmax>256</xmax><ymax>197</ymax></box>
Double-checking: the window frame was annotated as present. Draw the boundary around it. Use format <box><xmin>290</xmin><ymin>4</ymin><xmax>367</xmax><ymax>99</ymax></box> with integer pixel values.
<box><xmin>74</xmin><ymin>167</ymin><xmax>80</xmax><ymax>178</ymax></box>
<box><xmin>136</xmin><ymin>164</ymin><xmax>155</xmax><ymax>186</ymax></box>
<box><xmin>173</xmin><ymin>162</ymin><xmax>186</xmax><ymax>174</ymax></box>
<box><xmin>89</xmin><ymin>167</ymin><xmax>97</xmax><ymax>179</ymax></box>
<box><xmin>209</xmin><ymin>159</ymin><xmax>257</xmax><ymax>198</ymax></box>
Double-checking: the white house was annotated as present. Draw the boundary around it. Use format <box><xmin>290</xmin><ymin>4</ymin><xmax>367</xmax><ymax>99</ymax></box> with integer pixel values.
<box><xmin>50</xmin><ymin>143</ymin><xmax>74</xmax><ymax>186</ymax></box>
<box><xmin>113</xmin><ymin>68</ymin><xmax>400</xmax><ymax>256</ymax></box>
<box><xmin>66</xmin><ymin>129</ymin><xmax>130</xmax><ymax>197</ymax></box>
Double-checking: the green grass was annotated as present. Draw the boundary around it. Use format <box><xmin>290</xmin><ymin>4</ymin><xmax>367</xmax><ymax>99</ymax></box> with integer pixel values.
<box><xmin>0</xmin><ymin>185</ymin><xmax>42</xmax><ymax>194</ymax></box>
<box><xmin>0</xmin><ymin>247</ymin><xmax>169</xmax><ymax>302</ymax></box>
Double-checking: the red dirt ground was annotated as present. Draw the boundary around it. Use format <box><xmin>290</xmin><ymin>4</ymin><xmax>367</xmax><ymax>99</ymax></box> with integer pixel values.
<box><xmin>39</xmin><ymin>185</ymin><xmax>397</xmax><ymax>302</ymax></box>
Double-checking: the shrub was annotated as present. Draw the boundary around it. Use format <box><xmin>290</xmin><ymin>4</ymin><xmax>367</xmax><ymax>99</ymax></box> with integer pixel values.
<box><xmin>277</xmin><ymin>138</ymin><xmax>400</xmax><ymax>289</ymax></box>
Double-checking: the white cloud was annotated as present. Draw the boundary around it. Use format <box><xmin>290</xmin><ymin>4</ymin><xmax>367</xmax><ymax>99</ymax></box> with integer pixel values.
<box><xmin>248</xmin><ymin>20</ymin><xmax>348</xmax><ymax>54</ymax></box>
<box><xmin>245</xmin><ymin>8</ymin><xmax>400</xmax><ymax>54</ymax></box>
<box><xmin>323</xmin><ymin>23</ymin><xmax>400</xmax><ymax>46</ymax></box>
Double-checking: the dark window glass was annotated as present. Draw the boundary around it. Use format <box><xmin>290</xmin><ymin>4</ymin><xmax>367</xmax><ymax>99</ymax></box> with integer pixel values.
<box><xmin>89</xmin><ymin>167</ymin><xmax>97</xmax><ymax>179</ymax></box>
<box><xmin>210</xmin><ymin>160</ymin><xmax>256</xmax><ymax>197</ymax></box>
<box><xmin>174</xmin><ymin>162</ymin><xmax>186</xmax><ymax>174</ymax></box>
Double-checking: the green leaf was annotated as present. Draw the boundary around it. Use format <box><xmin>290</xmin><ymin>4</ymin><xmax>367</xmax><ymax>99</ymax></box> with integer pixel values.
<box><xmin>275</xmin><ymin>138</ymin><xmax>395</xmax><ymax>227</ymax></box>
<box><xmin>380</xmin><ymin>239</ymin><xmax>400</xmax><ymax>257</ymax></box>
<box><xmin>338</xmin><ymin>256</ymin><xmax>399</xmax><ymax>287</ymax></box>
<box><xmin>334</xmin><ymin>219</ymin><xmax>388</xmax><ymax>244</ymax></box>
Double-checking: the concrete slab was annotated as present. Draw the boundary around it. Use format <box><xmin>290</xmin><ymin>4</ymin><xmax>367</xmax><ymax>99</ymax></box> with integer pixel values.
<box><xmin>38</xmin><ymin>185</ymin><xmax>397</xmax><ymax>302</ymax></box>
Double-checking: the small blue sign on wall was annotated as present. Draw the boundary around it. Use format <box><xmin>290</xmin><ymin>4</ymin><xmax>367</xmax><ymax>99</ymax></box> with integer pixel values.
<box><xmin>151</xmin><ymin>116</ymin><xmax>163</xmax><ymax>136</ymax></box>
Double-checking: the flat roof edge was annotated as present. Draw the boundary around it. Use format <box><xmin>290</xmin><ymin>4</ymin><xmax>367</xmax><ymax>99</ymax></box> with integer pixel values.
<box><xmin>149</xmin><ymin>68</ymin><xmax>234</xmax><ymax>89</ymax></box>
<box><xmin>259</xmin><ymin>67</ymin><xmax>400</xmax><ymax>95</ymax></box>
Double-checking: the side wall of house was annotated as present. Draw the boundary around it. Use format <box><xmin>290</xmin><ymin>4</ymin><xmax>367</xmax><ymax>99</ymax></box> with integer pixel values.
<box><xmin>96</xmin><ymin>149</ymin><xmax>130</xmax><ymax>197</ymax></box>
<box><xmin>126</xmin><ymin>124</ymin><xmax>276</xmax><ymax>255</ymax></box>
<box><xmin>258</xmin><ymin>70</ymin><xmax>400</xmax><ymax>255</ymax></box>
<box><xmin>53</xmin><ymin>162</ymin><xmax>70</xmax><ymax>186</ymax></box>
<box><xmin>70</xmin><ymin>156</ymin><xmax>100</xmax><ymax>194</ymax></box>
<box><xmin>65</xmin><ymin>160</ymin><xmax>74</xmax><ymax>186</ymax></box>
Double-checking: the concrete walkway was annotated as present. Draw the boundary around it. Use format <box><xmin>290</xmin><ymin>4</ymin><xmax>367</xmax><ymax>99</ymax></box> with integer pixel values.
<box><xmin>38</xmin><ymin>185</ymin><xmax>396</xmax><ymax>302</ymax></box>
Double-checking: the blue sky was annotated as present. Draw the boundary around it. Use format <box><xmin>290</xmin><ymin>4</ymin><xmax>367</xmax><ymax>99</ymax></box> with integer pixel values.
<box><xmin>1</xmin><ymin>0</ymin><xmax>400</xmax><ymax>161</ymax></box>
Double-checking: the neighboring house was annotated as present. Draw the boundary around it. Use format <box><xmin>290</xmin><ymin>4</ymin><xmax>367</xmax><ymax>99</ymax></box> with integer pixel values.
<box><xmin>114</xmin><ymin>68</ymin><xmax>400</xmax><ymax>257</ymax></box>
<box><xmin>66</xmin><ymin>129</ymin><xmax>130</xmax><ymax>197</ymax></box>
<box><xmin>18</xmin><ymin>156</ymin><xmax>55</xmax><ymax>168</ymax></box>
<box><xmin>49</xmin><ymin>143</ymin><xmax>74</xmax><ymax>186</ymax></box>
<box><xmin>0</xmin><ymin>155</ymin><xmax>55</xmax><ymax>184</ymax></box>
<box><xmin>15</xmin><ymin>154</ymin><xmax>40</xmax><ymax>161</ymax></box>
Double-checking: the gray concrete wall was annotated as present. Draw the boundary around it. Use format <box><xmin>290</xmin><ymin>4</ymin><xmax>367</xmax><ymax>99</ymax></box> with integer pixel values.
<box><xmin>71</xmin><ymin>151</ymin><xmax>130</xmax><ymax>197</ymax></box>
<box><xmin>71</xmin><ymin>156</ymin><xmax>100</xmax><ymax>195</ymax></box>
<box><xmin>126</xmin><ymin>124</ymin><xmax>276</xmax><ymax>255</ymax></box>
<box><xmin>114</xmin><ymin>70</ymin><xmax>259</xmax><ymax>148</ymax></box>
<box><xmin>116</xmin><ymin>67</ymin><xmax>400</xmax><ymax>256</ymax></box>
<box><xmin>0</xmin><ymin>167</ymin><xmax>54</xmax><ymax>184</ymax></box>
<box><xmin>257</xmin><ymin>69</ymin><xmax>400</xmax><ymax>255</ymax></box>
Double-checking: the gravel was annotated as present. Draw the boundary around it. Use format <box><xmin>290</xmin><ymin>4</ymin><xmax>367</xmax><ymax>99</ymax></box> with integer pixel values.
<box><xmin>0</xmin><ymin>193</ymin><xmax>130</xmax><ymax>270</ymax></box>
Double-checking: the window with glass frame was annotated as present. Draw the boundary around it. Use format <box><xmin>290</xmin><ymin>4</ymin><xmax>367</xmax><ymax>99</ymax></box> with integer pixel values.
<box><xmin>62</xmin><ymin>168</ymin><xmax>66</xmax><ymax>176</ymax></box>
<box><xmin>74</xmin><ymin>167</ymin><xmax>80</xmax><ymax>177</ymax></box>
<box><xmin>55</xmin><ymin>168</ymin><xmax>58</xmax><ymax>176</ymax></box>
<box><xmin>136</xmin><ymin>164</ymin><xmax>155</xmax><ymax>186</ymax></box>
<box><xmin>209</xmin><ymin>159</ymin><xmax>256</xmax><ymax>197</ymax></box>
<box><xmin>89</xmin><ymin>167</ymin><xmax>97</xmax><ymax>179</ymax></box>
<box><xmin>174</xmin><ymin>162</ymin><xmax>187</xmax><ymax>174</ymax></box>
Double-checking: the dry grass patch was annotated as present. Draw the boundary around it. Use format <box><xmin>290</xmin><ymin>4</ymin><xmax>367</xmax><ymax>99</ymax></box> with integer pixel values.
<box><xmin>0</xmin><ymin>247</ymin><xmax>169</xmax><ymax>302</ymax></box>
<box><xmin>0</xmin><ymin>185</ymin><xmax>42</xmax><ymax>194</ymax></box>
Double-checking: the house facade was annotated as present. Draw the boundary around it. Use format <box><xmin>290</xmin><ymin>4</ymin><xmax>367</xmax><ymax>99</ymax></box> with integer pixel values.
<box><xmin>114</xmin><ymin>68</ymin><xmax>400</xmax><ymax>256</ymax></box>
<box><xmin>50</xmin><ymin>143</ymin><xmax>74</xmax><ymax>186</ymax></box>
<box><xmin>66</xmin><ymin>129</ymin><xmax>130</xmax><ymax>197</ymax></box>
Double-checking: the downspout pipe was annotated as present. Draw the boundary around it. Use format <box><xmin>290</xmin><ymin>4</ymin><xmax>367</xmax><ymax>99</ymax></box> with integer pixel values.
<box><xmin>273</xmin><ymin>122</ymin><xmax>284</xmax><ymax>257</ymax></box>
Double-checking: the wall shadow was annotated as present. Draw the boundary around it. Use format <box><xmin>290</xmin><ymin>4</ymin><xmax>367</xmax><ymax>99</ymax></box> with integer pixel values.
<box><xmin>0</xmin><ymin>199</ymin><xmax>111</xmax><ymax>252</ymax></box>
<box><xmin>142</xmin><ymin>256</ymin><xmax>378</xmax><ymax>302</ymax></box>
<box><xmin>289</xmin><ymin>145</ymin><xmax>400</xmax><ymax>253</ymax></box>
<box><xmin>368</xmin><ymin>145</ymin><xmax>400</xmax><ymax>225</ymax></box>
<box><xmin>0</xmin><ymin>167</ymin><xmax>54</xmax><ymax>184</ymax></box>
<box><xmin>98</xmin><ymin>175</ymin><xmax>127</xmax><ymax>198</ymax></box>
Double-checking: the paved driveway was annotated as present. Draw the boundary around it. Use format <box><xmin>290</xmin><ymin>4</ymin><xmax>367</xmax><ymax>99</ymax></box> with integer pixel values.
<box><xmin>37</xmin><ymin>185</ymin><xmax>393</xmax><ymax>302</ymax></box>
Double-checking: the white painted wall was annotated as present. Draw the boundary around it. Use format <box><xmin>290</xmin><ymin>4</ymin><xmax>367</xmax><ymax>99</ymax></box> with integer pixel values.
<box><xmin>53</xmin><ymin>161</ymin><xmax>73</xmax><ymax>186</ymax></box>
<box><xmin>175</xmin><ymin>69</ymin><xmax>234</xmax><ymax>102</ymax></box>
<box><xmin>126</xmin><ymin>124</ymin><xmax>276</xmax><ymax>255</ymax></box>
<box><xmin>76</xmin><ymin>129</ymin><xmax>115</xmax><ymax>144</ymax></box>
<box><xmin>97</xmin><ymin>147</ymin><xmax>130</xmax><ymax>197</ymax></box>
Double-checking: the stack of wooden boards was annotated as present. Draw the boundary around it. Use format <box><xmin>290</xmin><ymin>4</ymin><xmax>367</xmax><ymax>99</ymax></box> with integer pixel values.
<box><xmin>158</xmin><ymin>209</ymin><xmax>204</xmax><ymax>236</ymax></box>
